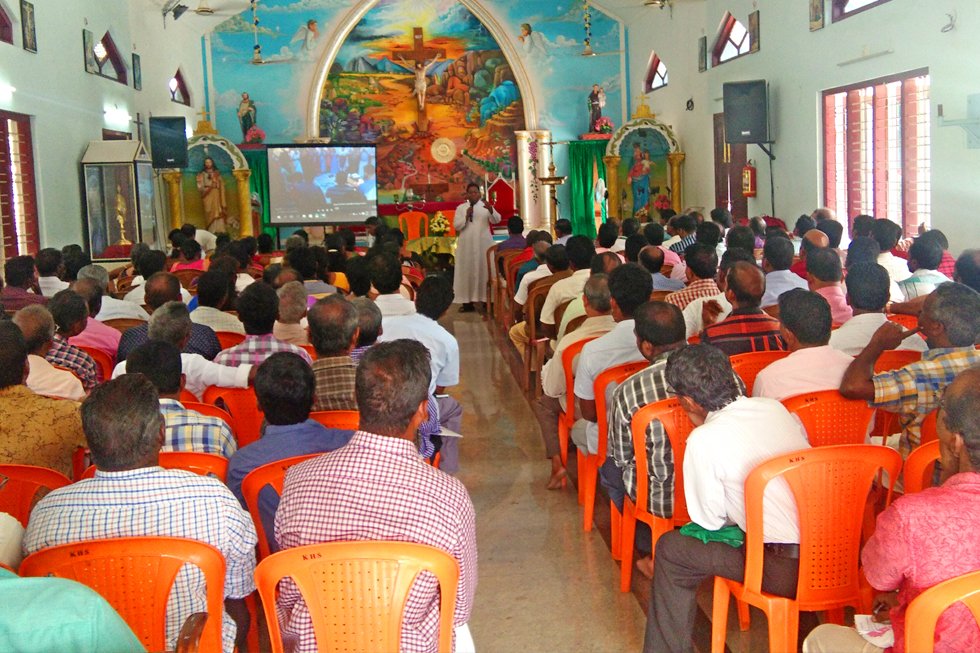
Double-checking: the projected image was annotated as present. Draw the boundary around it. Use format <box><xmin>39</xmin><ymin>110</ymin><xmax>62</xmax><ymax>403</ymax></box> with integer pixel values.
<box><xmin>268</xmin><ymin>145</ymin><xmax>378</xmax><ymax>224</ymax></box>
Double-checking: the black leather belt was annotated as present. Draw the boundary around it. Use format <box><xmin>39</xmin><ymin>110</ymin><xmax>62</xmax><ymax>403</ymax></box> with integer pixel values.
<box><xmin>764</xmin><ymin>542</ymin><xmax>800</xmax><ymax>559</ymax></box>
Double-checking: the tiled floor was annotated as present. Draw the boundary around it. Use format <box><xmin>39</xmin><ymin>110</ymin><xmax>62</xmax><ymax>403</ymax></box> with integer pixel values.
<box><xmin>444</xmin><ymin>310</ymin><xmax>820</xmax><ymax>653</ymax></box>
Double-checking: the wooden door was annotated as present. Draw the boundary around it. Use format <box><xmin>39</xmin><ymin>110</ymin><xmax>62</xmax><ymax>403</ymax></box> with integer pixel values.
<box><xmin>713</xmin><ymin>113</ymin><xmax>747</xmax><ymax>221</ymax></box>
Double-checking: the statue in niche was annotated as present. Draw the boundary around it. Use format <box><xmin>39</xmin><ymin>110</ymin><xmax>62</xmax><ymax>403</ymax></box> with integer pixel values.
<box><xmin>196</xmin><ymin>157</ymin><xmax>227</xmax><ymax>231</ymax></box>
<box><xmin>237</xmin><ymin>92</ymin><xmax>257</xmax><ymax>140</ymax></box>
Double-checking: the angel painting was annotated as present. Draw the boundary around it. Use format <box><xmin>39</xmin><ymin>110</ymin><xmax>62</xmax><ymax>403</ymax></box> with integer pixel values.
<box><xmin>290</xmin><ymin>19</ymin><xmax>319</xmax><ymax>54</ymax></box>
<box><xmin>517</xmin><ymin>23</ymin><xmax>547</xmax><ymax>58</ymax></box>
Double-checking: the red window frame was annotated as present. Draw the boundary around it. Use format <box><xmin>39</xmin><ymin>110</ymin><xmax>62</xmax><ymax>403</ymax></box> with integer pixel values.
<box><xmin>170</xmin><ymin>69</ymin><xmax>191</xmax><ymax>106</ymax></box>
<box><xmin>0</xmin><ymin>110</ymin><xmax>40</xmax><ymax>259</ymax></box>
<box><xmin>92</xmin><ymin>32</ymin><xmax>128</xmax><ymax>85</ymax></box>
<box><xmin>822</xmin><ymin>69</ymin><xmax>930</xmax><ymax>237</ymax></box>
<box><xmin>644</xmin><ymin>53</ymin><xmax>668</xmax><ymax>93</ymax></box>
<box><xmin>832</xmin><ymin>0</ymin><xmax>893</xmax><ymax>23</ymax></box>
<box><xmin>711</xmin><ymin>12</ymin><xmax>751</xmax><ymax>67</ymax></box>
<box><xmin>0</xmin><ymin>5</ymin><xmax>13</xmax><ymax>45</ymax></box>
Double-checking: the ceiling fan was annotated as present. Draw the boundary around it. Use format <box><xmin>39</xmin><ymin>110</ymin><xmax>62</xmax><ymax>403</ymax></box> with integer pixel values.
<box><xmin>644</xmin><ymin>0</ymin><xmax>671</xmax><ymax>7</ymax></box>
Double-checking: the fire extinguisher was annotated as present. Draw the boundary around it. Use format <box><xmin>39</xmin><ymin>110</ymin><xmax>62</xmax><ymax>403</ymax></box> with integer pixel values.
<box><xmin>742</xmin><ymin>161</ymin><xmax>757</xmax><ymax>198</ymax></box>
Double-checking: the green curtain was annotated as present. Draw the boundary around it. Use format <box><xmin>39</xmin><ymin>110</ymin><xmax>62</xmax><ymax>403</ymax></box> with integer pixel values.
<box><xmin>242</xmin><ymin>148</ymin><xmax>274</xmax><ymax>239</ymax></box>
<box><xmin>567</xmin><ymin>140</ymin><xmax>608</xmax><ymax>239</ymax></box>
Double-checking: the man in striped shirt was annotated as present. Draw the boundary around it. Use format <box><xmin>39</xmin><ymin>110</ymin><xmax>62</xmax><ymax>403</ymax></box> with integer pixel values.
<box><xmin>23</xmin><ymin>375</ymin><xmax>257</xmax><ymax>653</ymax></box>
<box><xmin>664</xmin><ymin>243</ymin><xmax>721</xmax><ymax>310</ymax></box>
<box><xmin>701</xmin><ymin>261</ymin><xmax>785</xmax><ymax>356</ymax></box>
<box><xmin>275</xmin><ymin>340</ymin><xmax>477</xmax><ymax>653</ymax></box>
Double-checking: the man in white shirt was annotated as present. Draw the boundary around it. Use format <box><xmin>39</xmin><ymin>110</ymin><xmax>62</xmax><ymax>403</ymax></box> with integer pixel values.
<box><xmin>555</xmin><ymin>251</ymin><xmax>622</xmax><ymax>343</ymax></box>
<box><xmin>753</xmin><ymin>289</ymin><xmax>855</xmax><ymax>401</ymax></box>
<box><xmin>508</xmin><ymin>245</ymin><xmax>570</xmax><ymax>356</ymax></box>
<box><xmin>872</xmin><ymin>219</ymin><xmax>912</xmax><ymax>302</ymax></box>
<box><xmin>830</xmin><ymin>262</ymin><xmax>927</xmax><ymax>356</ymax></box>
<box><xmin>111</xmin><ymin>301</ymin><xmax>252</xmax><ymax>400</ymax></box>
<box><xmin>369</xmin><ymin>253</ymin><xmax>416</xmax><ymax>317</ymax></box>
<box><xmin>12</xmin><ymin>305</ymin><xmax>84</xmax><ymax>401</ymax></box>
<box><xmin>554</xmin><ymin>218</ymin><xmax>573</xmax><ymax>246</ymax></box>
<box><xmin>535</xmin><ymin>273</ymin><xmax>616</xmax><ymax>489</ymax></box>
<box><xmin>379</xmin><ymin>275</ymin><xmax>463</xmax><ymax>472</ymax></box>
<box><xmin>191</xmin><ymin>270</ymin><xmax>246</xmax><ymax>335</ymax></box>
<box><xmin>124</xmin><ymin>250</ymin><xmax>192</xmax><ymax>305</ymax></box>
<box><xmin>182</xmin><ymin>223</ymin><xmax>217</xmax><ymax>255</ymax></box>
<box><xmin>572</xmin><ymin>264</ymin><xmax>652</xmax><ymax>458</ymax></box>
<box><xmin>77</xmin><ymin>265</ymin><xmax>149</xmax><ymax>321</ymax></box>
<box><xmin>898</xmin><ymin>236</ymin><xmax>950</xmax><ymax>301</ymax></box>
<box><xmin>682</xmin><ymin>249</ymin><xmax>755</xmax><ymax>338</ymax></box>
<box><xmin>643</xmin><ymin>344</ymin><xmax>810</xmax><ymax>653</ymax></box>
<box><xmin>35</xmin><ymin>248</ymin><xmax>69</xmax><ymax>297</ymax></box>
<box><xmin>760</xmin><ymin>236</ymin><xmax>808</xmax><ymax>308</ymax></box>
<box><xmin>536</xmin><ymin>236</ymin><xmax>596</xmax><ymax>340</ymax></box>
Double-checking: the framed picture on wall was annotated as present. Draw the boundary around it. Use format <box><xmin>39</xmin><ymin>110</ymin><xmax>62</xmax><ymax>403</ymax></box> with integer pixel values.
<box><xmin>810</xmin><ymin>0</ymin><xmax>825</xmax><ymax>31</ymax></box>
<box><xmin>698</xmin><ymin>36</ymin><xmax>707</xmax><ymax>73</ymax></box>
<box><xmin>20</xmin><ymin>0</ymin><xmax>36</xmax><ymax>53</ymax></box>
<box><xmin>749</xmin><ymin>10</ymin><xmax>760</xmax><ymax>52</ymax></box>
<box><xmin>132</xmin><ymin>53</ymin><xmax>142</xmax><ymax>91</ymax></box>
<box><xmin>83</xmin><ymin>29</ymin><xmax>97</xmax><ymax>73</ymax></box>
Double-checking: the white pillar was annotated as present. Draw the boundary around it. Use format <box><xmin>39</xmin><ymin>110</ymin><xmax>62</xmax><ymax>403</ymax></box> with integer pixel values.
<box><xmin>515</xmin><ymin>129</ymin><xmax>552</xmax><ymax>232</ymax></box>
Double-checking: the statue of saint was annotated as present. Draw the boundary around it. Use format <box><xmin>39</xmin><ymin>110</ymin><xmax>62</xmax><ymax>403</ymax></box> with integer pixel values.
<box><xmin>237</xmin><ymin>92</ymin><xmax>257</xmax><ymax>140</ymax></box>
<box><xmin>588</xmin><ymin>84</ymin><xmax>606</xmax><ymax>132</ymax></box>
<box><xmin>115</xmin><ymin>182</ymin><xmax>131</xmax><ymax>245</ymax></box>
<box><xmin>196</xmin><ymin>157</ymin><xmax>227</xmax><ymax>231</ymax></box>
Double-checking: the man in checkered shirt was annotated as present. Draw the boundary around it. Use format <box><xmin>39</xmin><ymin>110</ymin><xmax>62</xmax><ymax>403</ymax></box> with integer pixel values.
<box><xmin>23</xmin><ymin>374</ymin><xmax>257</xmax><ymax>653</ymax></box>
<box><xmin>46</xmin><ymin>290</ymin><xmax>100</xmax><ymax>389</ymax></box>
<box><xmin>126</xmin><ymin>340</ymin><xmax>237</xmax><ymax>458</ymax></box>
<box><xmin>275</xmin><ymin>340</ymin><xmax>477</xmax><ymax>653</ymax></box>
<box><xmin>214</xmin><ymin>282</ymin><xmax>312</xmax><ymax>368</ymax></box>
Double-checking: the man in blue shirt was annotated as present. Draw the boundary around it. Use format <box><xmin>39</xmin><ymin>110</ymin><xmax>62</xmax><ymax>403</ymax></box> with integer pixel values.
<box><xmin>226</xmin><ymin>352</ymin><xmax>353</xmax><ymax>553</ymax></box>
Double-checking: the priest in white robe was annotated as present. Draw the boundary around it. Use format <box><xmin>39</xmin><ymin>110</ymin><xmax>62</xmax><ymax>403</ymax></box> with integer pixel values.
<box><xmin>453</xmin><ymin>182</ymin><xmax>501</xmax><ymax>311</ymax></box>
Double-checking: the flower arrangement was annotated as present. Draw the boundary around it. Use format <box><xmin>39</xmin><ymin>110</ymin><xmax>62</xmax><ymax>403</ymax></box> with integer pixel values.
<box><xmin>245</xmin><ymin>125</ymin><xmax>265</xmax><ymax>144</ymax></box>
<box><xmin>653</xmin><ymin>193</ymin><xmax>672</xmax><ymax>210</ymax></box>
<box><xmin>430</xmin><ymin>211</ymin><xmax>450</xmax><ymax>236</ymax></box>
<box><xmin>527</xmin><ymin>140</ymin><xmax>540</xmax><ymax>204</ymax></box>
<box><xmin>594</xmin><ymin>116</ymin><xmax>614</xmax><ymax>134</ymax></box>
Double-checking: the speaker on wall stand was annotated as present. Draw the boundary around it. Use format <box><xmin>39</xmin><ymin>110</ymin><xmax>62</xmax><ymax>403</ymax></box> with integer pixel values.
<box><xmin>723</xmin><ymin>80</ymin><xmax>776</xmax><ymax>214</ymax></box>
<box><xmin>148</xmin><ymin>116</ymin><xmax>189</xmax><ymax>169</ymax></box>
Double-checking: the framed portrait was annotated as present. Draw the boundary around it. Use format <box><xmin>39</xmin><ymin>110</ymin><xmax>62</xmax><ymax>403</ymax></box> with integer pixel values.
<box><xmin>132</xmin><ymin>53</ymin><xmax>142</xmax><ymax>91</ymax></box>
<box><xmin>83</xmin><ymin>29</ymin><xmax>97</xmax><ymax>73</ymax></box>
<box><xmin>698</xmin><ymin>36</ymin><xmax>707</xmax><ymax>73</ymax></box>
<box><xmin>749</xmin><ymin>10</ymin><xmax>760</xmax><ymax>53</ymax></box>
<box><xmin>810</xmin><ymin>0</ymin><xmax>825</xmax><ymax>31</ymax></box>
<box><xmin>20</xmin><ymin>1</ymin><xmax>36</xmax><ymax>53</ymax></box>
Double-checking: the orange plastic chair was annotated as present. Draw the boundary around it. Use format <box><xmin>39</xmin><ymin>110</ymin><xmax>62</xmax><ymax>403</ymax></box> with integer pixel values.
<box><xmin>558</xmin><ymin>337</ymin><xmax>599</xmax><ymax>471</ymax></box>
<box><xmin>619</xmin><ymin>398</ymin><xmax>696</xmax><ymax>592</ymax></box>
<box><xmin>920</xmin><ymin>409</ymin><xmax>939</xmax><ymax>445</ymax></box>
<box><xmin>710</xmin><ymin>444</ymin><xmax>903</xmax><ymax>653</ymax></box>
<box><xmin>180</xmin><ymin>400</ymin><xmax>237</xmax><ymax>435</ymax></box>
<box><xmin>397</xmin><ymin>211</ymin><xmax>428</xmax><ymax>240</ymax></box>
<box><xmin>581</xmin><ymin>360</ymin><xmax>647</xmax><ymax>536</ymax></box>
<box><xmin>309</xmin><ymin>410</ymin><xmax>360</xmax><ymax>431</ymax></box>
<box><xmin>905</xmin><ymin>569</ymin><xmax>980</xmax><ymax>653</ymax></box>
<box><xmin>20</xmin><ymin>536</ymin><xmax>225</xmax><ymax>653</ymax></box>
<box><xmin>214</xmin><ymin>331</ymin><xmax>246</xmax><ymax>351</ymax></box>
<box><xmin>81</xmin><ymin>451</ymin><xmax>229</xmax><ymax>482</ymax></box>
<box><xmin>780</xmin><ymin>390</ymin><xmax>875</xmax><ymax>447</ymax></box>
<box><xmin>729</xmin><ymin>350</ymin><xmax>790</xmax><ymax>395</ymax></box>
<box><xmin>241</xmin><ymin>454</ymin><xmax>320</xmax><ymax>559</ymax></box>
<box><xmin>254</xmin><ymin>541</ymin><xmax>459</xmax><ymax>653</ymax></box>
<box><xmin>0</xmin><ymin>464</ymin><xmax>72</xmax><ymax>527</ymax></box>
<box><xmin>75</xmin><ymin>345</ymin><xmax>114</xmax><ymax>382</ymax></box>
<box><xmin>299</xmin><ymin>344</ymin><xmax>316</xmax><ymax>360</ymax></box>
<box><xmin>886</xmin><ymin>312</ymin><xmax>920</xmax><ymax>331</ymax></box>
<box><xmin>904</xmin><ymin>440</ymin><xmax>941</xmax><ymax>495</ymax></box>
<box><xmin>871</xmin><ymin>349</ymin><xmax>924</xmax><ymax>443</ymax></box>
<box><xmin>203</xmin><ymin>386</ymin><xmax>264</xmax><ymax>447</ymax></box>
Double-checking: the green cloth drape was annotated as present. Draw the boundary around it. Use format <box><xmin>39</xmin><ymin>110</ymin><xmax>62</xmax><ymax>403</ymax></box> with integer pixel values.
<box><xmin>242</xmin><ymin>148</ymin><xmax>274</xmax><ymax>238</ymax></box>
<box><xmin>567</xmin><ymin>140</ymin><xmax>608</xmax><ymax>239</ymax></box>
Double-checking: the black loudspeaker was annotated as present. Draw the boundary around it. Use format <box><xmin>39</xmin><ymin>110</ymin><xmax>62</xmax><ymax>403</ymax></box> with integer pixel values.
<box><xmin>723</xmin><ymin>80</ymin><xmax>769</xmax><ymax>144</ymax></box>
<box><xmin>149</xmin><ymin>117</ymin><xmax>189</xmax><ymax>169</ymax></box>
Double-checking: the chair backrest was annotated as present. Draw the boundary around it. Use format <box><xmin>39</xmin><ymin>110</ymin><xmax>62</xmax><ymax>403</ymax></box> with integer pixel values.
<box><xmin>565</xmin><ymin>314</ymin><xmax>588</xmax><ymax>336</ymax></box>
<box><xmin>309</xmin><ymin>410</ymin><xmax>360</xmax><ymax>431</ymax></box>
<box><xmin>525</xmin><ymin>271</ymin><xmax>572</xmax><ymax>340</ymax></box>
<box><xmin>562</xmin><ymin>337</ymin><xmax>599</xmax><ymax>409</ymax></box>
<box><xmin>75</xmin><ymin>345</ymin><xmax>114</xmax><ymax>381</ymax></box>
<box><xmin>905</xmin><ymin>569</ymin><xmax>980</xmax><ymax>653</ymax></box>
<box><xmin>174</xmin><ymin>269</ymin><xmax>204</xmax><ymax>294</ymax></box>
<box><xmin>729</xmin><ymin>350</ymin><xmax>791</xmax><ymax>395</ymax></box>
<box><xmin>20</xmin><ymin>536</ymin><xmax>226</xmax><ymax>653</ymax></box>
<box><xmin>741</xmin><ymin>444</ymin><xmax>902</xmax><ymax>610</ymax></box>
<box><xmin>484</xmin><ymin>244</ymin><xmax>499</xmax><ymax>292</ymax></box>
<box><xmin>0</xmin><ymin>464</ymin><xmax>72</xmax><ymax>527</ymax></box>
<box><xmin>241</xmin><ymin>453</ymin><xmax>320</xmax><ymax>560</ymax></box>
<box><xmin>920</xmin><ymin>409</ymin><xmax>939</xmax><ymax>445</ymax></box>
<box><xmin>874</xmin><ymin>348</ymin><xmax>922</xmax><ymax>374</ymax></box>
<box><xmin>397</xmin><ymin>211</ymin><xmax>428</xmax><ymax>240</ymax></box>
<box><xmin>553</xmin><ymin>299</ymin><xmax>573</xmax><ymax>332</ymax></box>
<box><xmin>113</xmin><ymin>275</ymin><xmax>136</xmax><ymax>297</ymax></box>
<box><xmin>80</xmin><ymin>451</ymin><xmax>229</xmax><ymax>482</ymax></box>
<box><xmin>494</xmin><ymin>248</ymin><xmax>522</xmax><ymax>279</ymax></box>
<box><xmin>299</xmin><ymin>344</ymin><xmax>317</xmax><ymax>360</ymax></box>
<box><xmin>631</xmin><ymin>398</ymin><xmax>696</xmax><ymax>522</ymax></box>
<box><xmin>203</xmin><ymin>386</ymin><xmax>264</xmax><ymax>447</ymax></box>
<box><xmin>650</xmin><ymin>290</ymin><xmax>671</xmax><ymax>302</ymax></box>
<box><xmin>254</xmin><ymin>541</ymin><xmax>459</xmax><ymax>653</ymax></box>
<box><xmin>504</xmin><ymin>252</ymin><xmax>525</xmax><ymax>298</ymax></box>
<box><xmin>886</xmin><ymin>312</ymin><xmax>920</xmax><ymax>331</ymax></box>
<box><xmin>214</xmin><ymin>331</ymin><xmax>246</xmax><ymax>351</ymax></box>
<box><xmin>780</xmin><ymin>390</ymin><xmax>875</xmax><ymax>447</ymax></box>
<box><xmin>180</xmin><ymin>400</ymin><xmax>237</xmax><ymax>435</ymax></box>
<box><xmin>594</xmin><ymin>361</ymin><xmax>649</xmax><ymax>458</ymax></box>
<box><xmin>904</xmin><ymin>440</ymin><xmax>941</xmax><ymax>495</ymax></box>
<box><xmin>103</xmin><ymin>318</ymin><xmax>145</xmax><ymax>334</ymax></box>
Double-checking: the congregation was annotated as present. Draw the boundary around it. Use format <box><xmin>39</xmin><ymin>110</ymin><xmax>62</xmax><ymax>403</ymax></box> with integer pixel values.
<box><xmin>0</xmin><ymin>205</ymin><xmax>979</xmax><ymax>653</ymax></box>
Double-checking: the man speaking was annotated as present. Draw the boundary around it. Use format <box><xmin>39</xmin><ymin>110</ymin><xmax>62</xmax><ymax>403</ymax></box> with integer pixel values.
<box><xmin>453</xmin><ymin>182</ymin><xmax>501</xmax><ymax>312</ymax></box>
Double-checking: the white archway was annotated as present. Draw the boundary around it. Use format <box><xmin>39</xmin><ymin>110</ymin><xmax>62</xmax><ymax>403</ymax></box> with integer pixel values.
<box><xmin>303</xmin><ymin>0</ymin><xmax>539</xmax><ymax>138</ymax></box>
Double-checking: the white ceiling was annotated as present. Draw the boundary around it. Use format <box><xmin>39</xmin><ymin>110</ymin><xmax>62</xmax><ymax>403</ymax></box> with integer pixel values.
<box><xmin>145</xmin><ymin>0</ymin><xmax>251</xmax><ymax>34</ymax></box>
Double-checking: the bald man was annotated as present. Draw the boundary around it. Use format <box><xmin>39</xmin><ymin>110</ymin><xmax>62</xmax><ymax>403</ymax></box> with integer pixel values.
<box><xmin>639</xmin><ymin>246</ymin><xmax>685</xmax><ymax>292</ymax></box>
<box><xmin>790</xmin><ymin>229</ymin><xmax>830</xmax><ymax>279</ymax></box>
<box><xmin>12</xmin><ymin>305</ymin><xmax>85</xmax><ymax>400</ymax></box>
<box><xmin>700</xmin><ymin>261</ymin><xmax>785</xmax><ymax>356</ymax></box>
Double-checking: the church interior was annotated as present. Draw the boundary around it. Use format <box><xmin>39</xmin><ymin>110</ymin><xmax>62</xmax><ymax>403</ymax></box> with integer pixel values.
<box><xmin>1</xmin><ymin>0</ymin><xmax>979</xmax><ymax>651</ymax></box>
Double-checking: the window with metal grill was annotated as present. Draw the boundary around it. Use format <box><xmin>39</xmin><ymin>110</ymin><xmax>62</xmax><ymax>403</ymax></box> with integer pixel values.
<box><xmin>822</xmin><ymin>69</ymin><xmax>930</xmax><ymax>237</ymax></box>
<box><xmin>0</xmin><ymin>111</ymin><xmax>40</xmax><ymax>261</ymax></box>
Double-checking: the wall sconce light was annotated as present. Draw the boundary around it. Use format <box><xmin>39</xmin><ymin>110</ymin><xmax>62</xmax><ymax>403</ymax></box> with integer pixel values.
<box><xmin>104</xmin><ymin>106</ymin><xmax>132</xmax><ymax>127</ymax></box>
<box><xmin>92</xmin><ymin>41</ymin><xmax>109</xmax><ymax>72</ymax></box>
<box><xmin>0</xmin><ymin>84</ymin><xmax>15</xmax><ymax>104</ymax></box>
<box><xmin>169</xmin><ymin>77</ymin><xmax>179</xmax><ymax>100</ymax></box>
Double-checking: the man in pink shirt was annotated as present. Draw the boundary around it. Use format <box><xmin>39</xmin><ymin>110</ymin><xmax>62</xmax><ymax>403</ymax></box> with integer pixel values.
<box><xmin>803</xmin><ymin>366</ymin><xmax>980</xmax><ymax>653</ymax></box>
<box><xmin>68</xmin><ymin>279</ymin><xmax>121</xmax><ymax>360</ymax></box>
<box><xmin>806</xmin><ymin>248</ymin><xmax>852</xmax><ymax>325</ymax></box>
